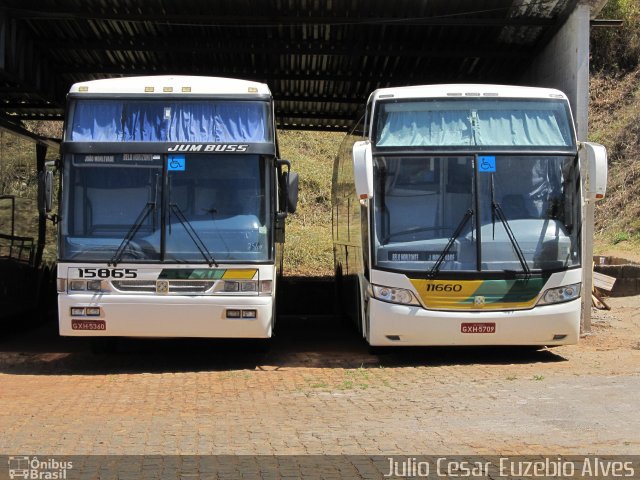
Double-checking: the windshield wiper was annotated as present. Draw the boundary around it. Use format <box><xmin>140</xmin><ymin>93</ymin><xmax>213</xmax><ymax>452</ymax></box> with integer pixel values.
<box><xmin>169</xmin><ymin>203</ymin><xmax>218</xmax><ymax>267</ymax></box>
<box><xmin>109</xmin><ymin>202</ymin><xmax>155</xmax><ymax>267</ymax></box>
<box><xmin>427</xmin><ymin>208</ymin><xmax>473</xmax><ymax>278</ymax></box>
<box><xmin>490</xmin><ymin>174</ymin><xmax>531</xmax><ymax>276</ymax></box>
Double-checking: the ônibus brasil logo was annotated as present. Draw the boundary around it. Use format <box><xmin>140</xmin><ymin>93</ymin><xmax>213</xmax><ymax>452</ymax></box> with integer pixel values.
<box><xmin>7</xmin><ymin>456</ymin><xmax>73</xmax><ymax>479</ymax></box>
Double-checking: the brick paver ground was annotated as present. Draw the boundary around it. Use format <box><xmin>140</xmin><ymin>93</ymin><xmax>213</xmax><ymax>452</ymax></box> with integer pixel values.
<box><xmin>0</xmin><ymin>297</ymin><xmax>638</xmax><ymax>458</ymax></box>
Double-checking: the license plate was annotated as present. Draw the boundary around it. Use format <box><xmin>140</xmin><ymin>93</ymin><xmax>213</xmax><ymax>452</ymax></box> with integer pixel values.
<box><xmin>71</xmin><ymin>319</ymin><xmax>106</xmax><ymax>331</ymax></box>
<box><xmin>461</xmin><ymin>322</ymin><xmax>496</xmax><ymax>333</ymax></box>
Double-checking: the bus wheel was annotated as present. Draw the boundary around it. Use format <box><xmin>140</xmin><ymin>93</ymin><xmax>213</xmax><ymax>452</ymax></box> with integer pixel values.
<box><xmin>91</xmin><ymin>337</ymin><xmax>118</xmax><ymax>354</ymax></box>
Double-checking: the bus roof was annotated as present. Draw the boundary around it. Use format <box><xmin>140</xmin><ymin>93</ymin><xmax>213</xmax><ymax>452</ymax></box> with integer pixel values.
<box><xmin>69</xmin><ymin>75</ymin><xmax>271</xmax><ymax>96</ymax></box>
<box><xmin>369</xmin><ymin>84</ymin><xmax>569</xmax><ymax>103</ymax></box>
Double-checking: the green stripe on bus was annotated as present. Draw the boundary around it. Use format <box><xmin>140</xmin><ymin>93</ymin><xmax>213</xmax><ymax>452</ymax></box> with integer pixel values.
<box><xmin>158</xmin><ymin>269</ymin><xmax>226</xmax><ymax>280</ymax></box>
<box><xmin>460</xmin><ymin>277</ymin><xmax>548</xmax><ymax>304</ymax></box>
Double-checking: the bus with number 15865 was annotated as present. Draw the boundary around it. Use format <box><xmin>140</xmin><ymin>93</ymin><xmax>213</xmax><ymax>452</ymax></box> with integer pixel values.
<box><xmin>55</xmin><ymin>76</ymin><xmax>297</xmax><ymax>348</ymax></box>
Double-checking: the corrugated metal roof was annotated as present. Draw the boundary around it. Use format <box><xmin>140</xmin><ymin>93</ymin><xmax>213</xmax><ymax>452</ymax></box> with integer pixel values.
<box><xmin>0</xmin><ymin>0</ymin><xmax>578</xmax><ymax>132</ymax></box>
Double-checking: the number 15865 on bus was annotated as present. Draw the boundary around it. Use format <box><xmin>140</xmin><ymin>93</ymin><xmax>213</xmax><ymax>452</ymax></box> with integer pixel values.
<box><xmin>78</xmin><ymin>268</ymin><xmax>138</xmax><ymax>279</ymax></box>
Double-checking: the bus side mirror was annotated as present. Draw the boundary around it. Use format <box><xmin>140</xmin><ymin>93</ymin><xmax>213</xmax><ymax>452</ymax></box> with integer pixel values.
<box><xmin>353</xmin><ymin>141</ymin><xmax>373</xmax><ymax>199</ymax></box>
<box><xmin>285</xmin><ymin>171</ymin><xmax>299</xmax><ymax>214</ymax></box>
<box><xmin>581</xmin><ymin>142</ymin><xmax>608</xmax><ymax>201</ymax></box>
<box><xmin>276</xmin><ymin>158</ymin><xmax>298</xmax><ymax>215</ymax></box>
<box><xmin>45</xmin><ymin>170</ymin><xmax>54</xmax><ymax>213</ymax></box>
<box><xmin>38</xmin><ymin>170</ymin><xmax>54</xmax><ymax>213</ymax></box>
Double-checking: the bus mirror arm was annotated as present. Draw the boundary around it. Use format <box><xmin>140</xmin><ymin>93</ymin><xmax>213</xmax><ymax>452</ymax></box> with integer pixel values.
<box><xmin>275</xmin><ymin>212</ymin><xmax>286</xmax><ymax>243</ymax></box>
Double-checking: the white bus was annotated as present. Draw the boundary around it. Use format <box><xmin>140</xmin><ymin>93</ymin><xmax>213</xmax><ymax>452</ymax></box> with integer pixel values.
<box><xmin>332</xmin><ymin>84</ymin><xmax>607</xmax><ymax>347</ymax></box>
<box><xmin>56</xmin><ymin>76</ymin><xmax>297</xmax><ymax>348</ymax></box>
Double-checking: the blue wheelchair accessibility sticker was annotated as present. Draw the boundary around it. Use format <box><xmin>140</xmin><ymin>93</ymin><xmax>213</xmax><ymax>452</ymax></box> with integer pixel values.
<box><xmin>478</xmin><ymin>156</ymin><xmax>496</xmax><ymax>173</ymax></box>
<box><xmin>168</xmin><ymin>155</ymin><xmax>185</xmax><ymax>171</ymax></box>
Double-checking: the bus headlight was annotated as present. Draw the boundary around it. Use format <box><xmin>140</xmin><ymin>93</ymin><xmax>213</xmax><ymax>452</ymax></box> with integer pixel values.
<box><xmin>69</xmin><ymin>280</ymin><xmax>86</xmax><ymax>291</ymax></box>
<box><xmin>537</xmin><ymin>283</ymin><xmax>581</xmax><ymax>305</ymax></box>
<box><xmin>68</xmin><ymin>280</ymin><xmax>104</xmax><ymax>292</ymax></box>
<box><xmin>371</xmin><ymin>284</ymin><xmax>420</xmax><ymax>306</ymax></box>
<box><xmin>259</xmin><ymin>280</ymin><xmax>272</xmax><ymax>295</ymax></box>
<box><xmin>218</xmin><ymin>280</ymin><xmax>260</xmax><ymax>294</ymax></box>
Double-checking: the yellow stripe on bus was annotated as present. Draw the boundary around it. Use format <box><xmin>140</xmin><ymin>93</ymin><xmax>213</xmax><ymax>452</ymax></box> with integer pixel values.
<box><xmin>409</xmin><ymin>278</ymin><xmax>541</xmax><ymax>310</ymax></box>
<box><xmin>410</xmin><ymin>279</ymin><xmax>484</xmax><ymax>310</ymax></box>
<box><xmin>222</xmin><ymin>269</ymin><xmax>258</xmax><ymax>280</ymax></box>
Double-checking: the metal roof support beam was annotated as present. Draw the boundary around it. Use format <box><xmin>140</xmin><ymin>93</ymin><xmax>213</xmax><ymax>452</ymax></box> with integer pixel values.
<box><xmin>4</xmin><ymin>8</ymin><xmax>556</xmax><ymax>27</ymax></box>
<box><xmin>277</xmin><ymin>124</ymin><xmax>350</xmax><ymax>132</ymax></box>
<box><xmin>2</xmin><ymin>112</ymin><xmax>63</xmax><ymax>120</ymax></box>
<box><xmin>0</xmin><ymin>11</ymin><xmax>58</xmax><ymax>106</ymax></box>
<box><xmin>40</xmin><ymin>38</ymin><xmax>530</xmax><ymax>59</ymax></box>
<box><xmin>59</xmin><ymin>68</ymin><xmax>451</xmax><ymax>85</ymax></box>
<box><xmin>0</xmin><ymin>115</ymin><xmax>60</xmax><ymax>149</ymax></box>
<box><xmin>276</xmin><ymin>111</ymin><xmax>356</xmax><ymax>121</ymax></box>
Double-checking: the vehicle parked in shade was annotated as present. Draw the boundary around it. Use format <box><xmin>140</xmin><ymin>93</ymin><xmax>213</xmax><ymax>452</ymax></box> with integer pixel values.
<box><xmin>333</xmin><ymin>84</ymin><xmax>607</xmax><ymax>347</ymax></box>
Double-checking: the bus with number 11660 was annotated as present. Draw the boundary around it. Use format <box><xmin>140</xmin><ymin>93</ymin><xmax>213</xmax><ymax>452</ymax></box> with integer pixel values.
<box><xmin>333</xmin><ymin>84</ymin><xmax>607</xmax><ymax>348</ymax></box>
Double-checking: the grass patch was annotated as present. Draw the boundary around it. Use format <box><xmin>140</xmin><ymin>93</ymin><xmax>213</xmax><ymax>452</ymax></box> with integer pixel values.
<box><xmin>278</xmin><ymin>129</ymin><xmax>344</xmax><ymax>277</ymax></box>
<box><xmin>612</xmin><ymin>231</ymin><xmax>631</xmax><ymax>245</ymax></box>
<box><xmin>590</xmin><ymin>68</ymin><xmax>640</xmax><ymax>253</ymax></box>
<box><xmin>310</xmin><ymin>381</ymin><xmax>328</xmax><ymax>389</ymax></box>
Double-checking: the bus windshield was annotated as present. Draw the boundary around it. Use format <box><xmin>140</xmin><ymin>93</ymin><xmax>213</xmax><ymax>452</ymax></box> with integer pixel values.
<box><xmin>374</xmin><ymin>98</ymin><xmax>575</xmax><ymax>149</ymax></box>
<box><xmin>60</xmin><ymin>154</ymin><xmax>271</xmax><ymax>263</ymax></box>
<box><xmin>372</xmin><ymin>154</ymin><xmax>581</xmax><ymax>273</ymax></box>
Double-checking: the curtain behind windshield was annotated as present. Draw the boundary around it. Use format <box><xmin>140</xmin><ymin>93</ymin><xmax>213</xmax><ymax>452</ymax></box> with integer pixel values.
<box><xmin>376</xmin><ymin>99</ymin><xmax>573</xmax><ymax>148</ymax></box>
<box><xmin>70</xmin><ymin>100</ymin><xmax>270</xmax><ymax>142</ymax></box>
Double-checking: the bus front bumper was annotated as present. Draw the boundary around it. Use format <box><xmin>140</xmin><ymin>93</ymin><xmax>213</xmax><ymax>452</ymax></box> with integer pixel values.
<box><xmin>59</xmin><ymin>294</ymin><xmax>274</xmax><ymax>338</ymax></box>
<box><xmin>368</xmin><ymin>297</ymin><xmax>580</xmax><ymax>346</ymax></box>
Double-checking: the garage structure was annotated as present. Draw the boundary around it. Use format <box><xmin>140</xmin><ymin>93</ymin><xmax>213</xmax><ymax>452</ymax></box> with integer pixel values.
<box><xmin>0</xmin><ymin>0</ymin><xmax>608</xmax><ymax>327</ymax></box>
<box><xmin>1</xmin><ymin>0</ymin><xmax>607</xmax><ymax>134</ymax></box>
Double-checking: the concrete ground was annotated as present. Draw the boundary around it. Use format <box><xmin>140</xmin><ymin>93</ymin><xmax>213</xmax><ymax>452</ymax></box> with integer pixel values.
<box><xmin>0</xmin><ymin>297</ymin><xmax>638</xmax><ymax>461</ymax></box>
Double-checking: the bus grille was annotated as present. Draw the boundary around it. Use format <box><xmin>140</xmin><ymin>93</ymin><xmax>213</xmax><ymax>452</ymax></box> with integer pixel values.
<box><xmin>111</xmin><ymin>280</ymin><xmax>216</xmax><ymax>294</ymax></box>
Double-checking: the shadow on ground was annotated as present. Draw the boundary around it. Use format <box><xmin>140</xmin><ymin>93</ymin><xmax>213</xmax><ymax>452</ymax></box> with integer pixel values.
<box><xmin>0</xmin><ymin>313</ymin><xmax>567</xmax><ymax>376</ymax></box>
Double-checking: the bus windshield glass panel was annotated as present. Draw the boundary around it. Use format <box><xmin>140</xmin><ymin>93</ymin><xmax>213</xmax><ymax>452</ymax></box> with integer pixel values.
<box><xmin>60</xmin><ymin>154</ymin><xmax>271</xmax><ymax>263</ymax></box>
<box><xmin>68</xmin><ymin>100</ymin><xmax>272</xmax><ymax>143</ymax></box>
<box><xmin>374</xmin><ymin>99</ymin><xmax>575</xmax><ymax>149</ymax></box>
<box><xmin>164</xmin><ymin>154</ymin><xmax>270</xmax><ymax>262</ymax></box>
<box><xmin>60</xmin><ymin>154</ymin><xmax>162</xmax><ymax>262</ymax></box>
<box><xmin>373</xmin><ymin>155</ymin><xmax>581</xmax><ymax>273</ymax></box>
